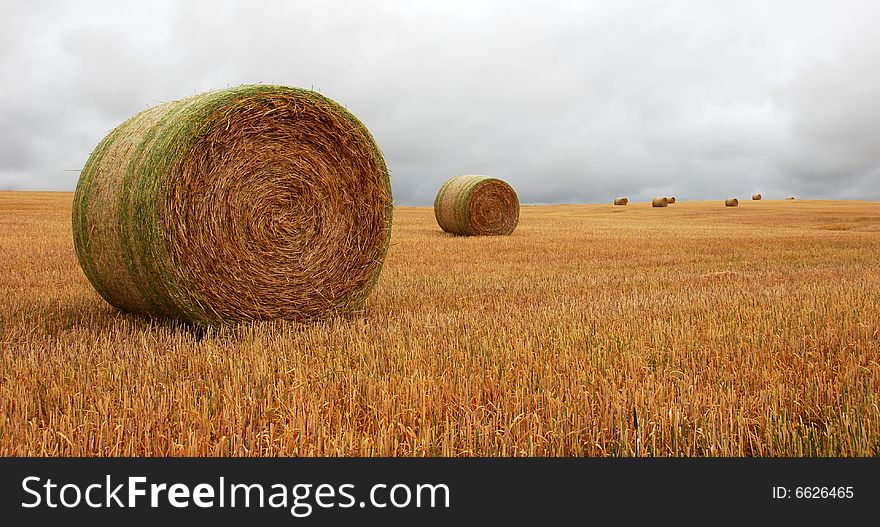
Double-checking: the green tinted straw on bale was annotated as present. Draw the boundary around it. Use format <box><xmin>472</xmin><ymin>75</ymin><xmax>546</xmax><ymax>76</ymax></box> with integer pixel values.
<box><xmin>72</xmin><ymin>85</ymin><xmax>393</xmax><ymax>326</ymax></box>
<box><xmin>433</xmin><ymin>175</ymin><xmax>520</xmax><ymax>236</ymax></box>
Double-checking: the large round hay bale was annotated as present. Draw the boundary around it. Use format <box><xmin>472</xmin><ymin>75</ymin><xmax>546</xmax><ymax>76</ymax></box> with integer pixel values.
<box><xmin>434</xmin><ymin>175</ymin><xmax>519</xmax><ymax>236</ymax></box>
<box><xmin>752</xmin><ymin>193</ymin><xmax>762</xmax><ymax>200</ymax></box>
<box><xmin>652</xmin><ymin>197</ymin><xmax>669</xmax><ymax>207</ymax></box>
<box><xmin>666</xmin><ymin>196</ymin><xmax>676</xmax><ymax>204</ymax></box>
<box><xmin>72</xmin><ymin>85</ymin><xmax>393</xmax><ymax>325</ymax></box>
<box><xmin>613</xmin><ymin>197</ymin><xmax>628</xmax><ymax>205</ymax></box>
<box><xmin>725</xmin><ymin>198</ymin><xmax>739</xmax><ymax>207</ymax></box>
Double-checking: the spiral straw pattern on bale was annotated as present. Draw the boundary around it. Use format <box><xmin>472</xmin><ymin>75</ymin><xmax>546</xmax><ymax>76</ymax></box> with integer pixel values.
<box><xmin>72</xmin><ymin>85</ymin><xmax>393</xmax><ymax>325</ymax></box>
<box><xmin>652</xmin><ymin>197</ymin><xmax>669</xmax><ymax>207</ymax></box>
<box><xmin>613</xmin><ymin>197</ymin><xmax>628</xmax><ymax>205</ymax></box>
<box><xmin>725</xmin><ymin>198</ymin><xmax>739</xmax><ymax>207</ymax></box>
<box><xmin>433</xmin><ymin>175</ymin><xmax>519</xmax><ymax>236</ymax></box>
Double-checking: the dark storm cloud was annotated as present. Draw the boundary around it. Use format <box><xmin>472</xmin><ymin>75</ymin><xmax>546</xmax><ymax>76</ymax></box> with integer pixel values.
<box><xmin>1</xmin><ymin>0</ymin><xmax>879</xmax><ymax>202</ymax></box>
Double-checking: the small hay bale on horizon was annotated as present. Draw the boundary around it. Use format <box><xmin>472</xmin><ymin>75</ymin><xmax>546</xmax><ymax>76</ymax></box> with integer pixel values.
<box><xmin>434</xmin><ymin>175</ymin><xmax>519</xmax><ymax>236</ymax></box>
<box><xmin>652</xmin><ymin>197</ymin><xmax>669</xmax><ymax>207</ymax></box>
<box><xmin>613</xmin><ymin>197</ymin><xmax>628</xmax><ymax>205</ymax></box>
<box><xmin>787</xmin><ymin>196</ymin><xmax>796</xmax><ymax>200</ymax></box>
<box><xmin>72</xmin><ymin>85</ymin><xmax>393</xmax><ymax>326</ymax></box>
<box><xmin>725</xmin><ymin>198</ymin><xmax>739</xmax><ymax>207</ymax></box>
<box><xmin>667</xmin><ymin>196</ymin><xmax>676</xmax><ymax>204</ymax></box>
<box><xmin>752</xmin><ymin>193</ymin><xmax>762</xmax><ymax>200</ymax></box>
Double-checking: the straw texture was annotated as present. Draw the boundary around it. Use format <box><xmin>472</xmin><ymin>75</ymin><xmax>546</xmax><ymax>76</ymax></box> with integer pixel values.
<box><xmin>72</xmin><ymin>85</ymin><xmax>393</xmax><ymax>325</ymax></box>
<box><xmin>434</xmin><ymin>175</ymin><xmax>519</xmax><ymax>236</ymax></box>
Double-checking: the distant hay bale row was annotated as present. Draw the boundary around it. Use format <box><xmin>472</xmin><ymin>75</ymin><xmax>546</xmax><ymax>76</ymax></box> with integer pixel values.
<box><xmin>725</xmin><ymin>198</ymin><xmax>739</xmax><ymax>207</ymax></box>
<box><xmin>434</xmin><ymin>175</ymin><xmax>519</xmax><ymax>236</ymax></box>
<box><xmin>652</xmin><ymin>197</ymin><xmax>669</xmax><ymax>207</ymax></box>
<box><xmin>752</xmin><ymin>193</ymin><xmax>761</xmax><ymax>200</ymax></box>
<box><xmin>613</xmin><ymin>197</ymin><xmax>628</xmax><ymax>205</ymax></box>
<box><xmin>73</xmin><ymin>85</ymin><xmax>393</xmax><ymax>326</ymax></box>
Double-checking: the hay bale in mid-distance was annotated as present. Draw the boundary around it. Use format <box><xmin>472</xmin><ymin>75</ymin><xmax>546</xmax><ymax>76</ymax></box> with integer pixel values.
<box><xmin>666</xmin><ymin>196</ymin><xmax>676</xmax><ymax>204</ymax></box>
<box><xmin>752</xmin><ymin>193</ymin><xmax>762</xmax><ymax>200</ymax></box>
<box><xmin>613</xmin><ymin>197</ymin><xmax>628</xmax><ymax>205</ymax></box>
<box><xmin>72</xmin><ymin>85</ymin><xmax>393</xmax><ymax>326</ymax></box>
<box><xmin>725</xmin><ymin>198</ymin><xmax>739</xmax><ymax>207</ymax></box>
<box><xmin>786</xmin><ymin>196</ymin><xmax>796</xmax><ymax>200</ymax></box>
<box><xmin>652</xmin><ymin>197</ymin><xmax>669</xmax><ymax>207</ymax></box>
<box><xmin>434</xmin><ymin>175</ymin><xmax>519</xmax><ymax>236</ymax></box>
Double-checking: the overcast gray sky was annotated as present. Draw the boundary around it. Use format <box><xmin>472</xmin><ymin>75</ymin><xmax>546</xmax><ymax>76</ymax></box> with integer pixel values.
<box><xmin>1</xmin><ymin>0</ymin><xmax>878</xmax><ymax>204</ymax></box>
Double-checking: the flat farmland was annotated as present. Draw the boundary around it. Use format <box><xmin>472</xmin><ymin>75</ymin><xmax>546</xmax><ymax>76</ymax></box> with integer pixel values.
<box><xmin>1</xmin><ymin>191</ymin><xmax>879</xmax><ymax>456</ymax></box>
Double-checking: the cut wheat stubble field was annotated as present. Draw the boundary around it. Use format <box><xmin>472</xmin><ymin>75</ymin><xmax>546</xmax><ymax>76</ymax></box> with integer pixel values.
<box><xmin>1</xmin><ymin>191</ymin><xmax>879</xmax><ymax>456</ymax></box>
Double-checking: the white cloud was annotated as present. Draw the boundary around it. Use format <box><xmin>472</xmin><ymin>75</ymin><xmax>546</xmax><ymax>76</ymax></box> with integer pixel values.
<box><xmin>1</xmin><ymin>0</ymin><xmax>878</xmax><ymax>202</ymax></box>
